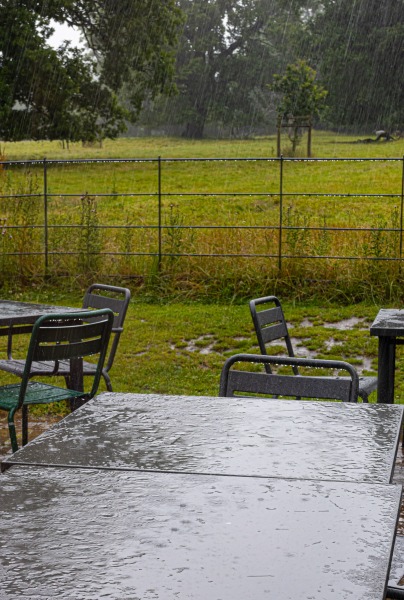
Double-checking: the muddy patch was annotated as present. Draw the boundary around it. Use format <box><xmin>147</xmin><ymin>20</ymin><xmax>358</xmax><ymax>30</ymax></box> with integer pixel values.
<box><xmin>0</xmin><ymin>413</ymin><xmax>61</xmax><ymax>461</ymax></box>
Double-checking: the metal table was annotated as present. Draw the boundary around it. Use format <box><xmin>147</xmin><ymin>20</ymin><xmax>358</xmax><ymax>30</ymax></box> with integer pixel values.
<box><xmin>370</xmin><ymin>308</ymin><xmax>404</xmax><ymax>404</ymax></box>
<box><xmin>0</xmin><ymin>299</ymin><xmax>84</xmax><ymax>394</ymax></box>
<box><xmin>0</xmin><ymin>299</ymin><xmax>80</xmax><ymax>327</ymax></box>
<box><xmin>4</xmin><ymin>392</ymin><xmax>403</xmax><ymax>483</ymax></box>
<box><xmin>0</xmin><ymin>465</ymin><xmax>400</xmax><ymax>600</ymax></box>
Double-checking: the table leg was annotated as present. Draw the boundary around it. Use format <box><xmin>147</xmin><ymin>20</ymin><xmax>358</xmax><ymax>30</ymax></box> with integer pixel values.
<box><xmin>68</xmin><ymin>357</ymin><xmax>85</xmax><ymax>412</ymax></box>
<box><xmin>378</xmin><ymin>336</ymin><xmax>396</xmax><ymax>403</ymax></box>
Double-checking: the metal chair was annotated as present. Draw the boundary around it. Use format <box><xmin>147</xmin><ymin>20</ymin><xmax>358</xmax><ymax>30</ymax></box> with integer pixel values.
<box><xmin>219</xmin><ymin>354</ymin><xmax>359</xmax><ymax>402</ymax></box>
<box><xmin>0</xmin><ymin>283</ymin><xmax>131</xmax><ymax>391</ymax></box>
<box><xmin>0</xmin><ymin>309</ymin><xmax>114</xmax><ymax>452</ymax></box>
<box><xmin>249</xmin><ymin>295</ymin><xmax>377</xmax><ymax>402</ymax></box>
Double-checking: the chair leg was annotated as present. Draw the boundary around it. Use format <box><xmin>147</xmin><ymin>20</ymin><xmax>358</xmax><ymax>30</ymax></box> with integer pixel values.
<box><xmin>358</xmin><ymin>389</ymin><xmax>369</xmax><ymax>403</ymax></box>
<box><xmin>7</xmin><ymin>409</ymin><xmax>19</xmax><ymax>453</ymax></box>
<box><xmin>103</xmin><ymin>372</ymin><xmax>113</xmax><ymax>392</ymax></box>
<box><xmin>22</xmin><ymin>404</ymin><xmax>28</xmax><ymax>446</ymax></box>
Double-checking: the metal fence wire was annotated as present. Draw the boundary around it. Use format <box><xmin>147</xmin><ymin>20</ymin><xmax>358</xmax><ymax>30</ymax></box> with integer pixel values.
<box><xmin>0</xmin><ymin>155</ymin><xmax>403</xmax><ymax>281</ymax></box>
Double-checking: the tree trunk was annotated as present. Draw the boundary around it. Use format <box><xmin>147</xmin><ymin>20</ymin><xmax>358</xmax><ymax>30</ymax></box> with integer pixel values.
<box><xmin>182</xmin><ymin>121</ymin><xmax>205</xmax><ymax>139</ymax></box>
<box><xmin>182</xmin><ymin>103</ymin><xmax>208</xmax><ymax>139</ymax></box>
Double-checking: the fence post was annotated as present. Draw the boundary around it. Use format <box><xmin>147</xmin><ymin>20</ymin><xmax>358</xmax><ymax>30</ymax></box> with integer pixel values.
<box><xmin>158</xmin><ymin>156</ymin><xmax>162</xmax><ymax>271</ymax></box>
<box><xmin>278</xmin><ymin>155</ymin><xmax>284</xmax><ymax>271</ymax></box>
<box><xmin>43</xmin><ymin>157</ymin><xmax>48</xmax><ymax>276</ymax></box>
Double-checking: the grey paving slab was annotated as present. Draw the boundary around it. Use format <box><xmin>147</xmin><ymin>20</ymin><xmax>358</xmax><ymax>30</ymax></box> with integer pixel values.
<box><xmin>4</xmin><ymin>392</ymin><xmax>403</xmax><ymax>483</ymax></box>
<box><xmin>0</xmin><ymin>466</ymin><xmax>400</xmax><ymax>600</ymax></box>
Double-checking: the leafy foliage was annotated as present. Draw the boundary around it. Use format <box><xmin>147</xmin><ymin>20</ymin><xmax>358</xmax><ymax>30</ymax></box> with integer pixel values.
<box><xmin>310</xmin><ymin>0</ymin><xmax>404</xmax><ymax>130</ymax></box>
<box><xmin>0</xmin><ymin>0</ymin><xmax>183</xmax><ymax>141</ymax></box>
<box><xmin>270</xmin><ymin>60</ymin><xmax>328</xmax><ymax>121</ymax></box>
<box><xmin>143</xmin><ymin>0</ymin><xmax>314</xmax><ymax>138</ymax></box>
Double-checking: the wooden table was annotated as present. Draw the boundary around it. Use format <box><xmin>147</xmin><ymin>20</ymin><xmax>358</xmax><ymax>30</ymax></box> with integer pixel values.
<box><xmin>0</xmin><ymin>299</ymin><xmax>84</xmax><ymax>394</ymax></box>
<box><xmin>0</xmin><ymin>465</ymin><xmax>400</xmax><ymax>600</ymax></box>
<box><xmin>4</xmin><ymin>392</ymin><xmax>403</xmax><ymax>483</ymax></box>
<box><xmin>370</xmin><ymin>308</ymin><xmax>404</xmax><ymax>404</ymax></box>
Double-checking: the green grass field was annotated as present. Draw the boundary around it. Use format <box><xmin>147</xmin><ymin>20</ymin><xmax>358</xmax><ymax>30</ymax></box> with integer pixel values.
<box><xmin>1</xmin><ymin>131</ymin><xmax>404</xmax><ymax>302</ymax></box>
<box><xmin>3</xmin><ymin>130</ymin><xmax>404</xmax><ymax>160</ymax></box>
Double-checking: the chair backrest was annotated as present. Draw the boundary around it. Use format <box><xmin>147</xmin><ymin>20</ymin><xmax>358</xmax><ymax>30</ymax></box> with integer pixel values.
<box><xmin>82</xmin><ymin>284</ymin><xmax>131</xmax><ymax>372</ymax></box>
<box><xmin>219</xmin><ymin>353</ymin><xmax>359</xmax><ymax>402</ymax></box>
<box><xmin>18</xmin><ymin>309</ymin><xmax>114</xmax><ymax>407</ymax></box>
<box><xmin>249</xmin><ymin>295</ymin><xmax>298</xmax><ymax>374</ymax></box>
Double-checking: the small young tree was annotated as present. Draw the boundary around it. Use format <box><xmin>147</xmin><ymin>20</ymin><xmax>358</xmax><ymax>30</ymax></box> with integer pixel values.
<box><xmin>270</xmin><ymin>60</ymin><xmax>328</xmax><ymax>153</ymax></box>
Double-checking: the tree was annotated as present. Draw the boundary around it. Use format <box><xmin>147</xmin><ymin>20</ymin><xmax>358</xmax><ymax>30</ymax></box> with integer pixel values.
<box><xmin>44</xmin><ymin>0</ymin><xmax>184</xmax><ymax>119</ymax></box>
<box><xmin>144</xmin><ymin>0</ymin><xmax>316</xmax><ymax>139</ymax></box>
<box><xmin>0</xmin><ymin>1</ymin><xmax>183</xmax><ymax>141</ymax></box>
<box><xmin>309</xmin><ymin>0</ymin><xmax>404</xmax><ymax>131</ymax></box>
<box><xmin>270</xmin><ymin>59</ymin><xmax>328</xmax><ymax>150</ymax></box>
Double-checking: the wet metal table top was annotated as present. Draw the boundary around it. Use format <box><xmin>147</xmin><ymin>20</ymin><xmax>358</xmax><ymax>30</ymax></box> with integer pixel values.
<box><xmin>5</xmin><ymin>392</ymin><xmax>403</xmax><ymax>483</ymax></box>
<box><xmin>0</xmin><ymin>299</ymin><xmax>79</xmax><ymax>326</ymax></box>
<box><xmin>0</xmin><ymin>465</ymin><xmax>400</xmax><ymax>600</ymax></box>
<box><xmin>370</xmin><ymin>308</ymin><xmax>404</xmax><ymax>338</ymax></box>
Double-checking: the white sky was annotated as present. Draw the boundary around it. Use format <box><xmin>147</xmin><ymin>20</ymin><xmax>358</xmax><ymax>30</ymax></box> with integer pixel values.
<box><xmin>48</xmin><ymin>21</ymin><xmax>85</xmax><ymax>49</ymax></box>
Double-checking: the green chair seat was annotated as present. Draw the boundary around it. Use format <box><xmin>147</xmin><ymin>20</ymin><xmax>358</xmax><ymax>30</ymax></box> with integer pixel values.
<box><xmin>0</xmin><ymin>381</ymin><xmax>87</xmax><ymax>411</ymax></box>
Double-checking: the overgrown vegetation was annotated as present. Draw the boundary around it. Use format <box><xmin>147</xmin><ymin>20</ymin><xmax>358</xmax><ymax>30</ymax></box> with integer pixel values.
<box><xmin>1</xmin><ymin>133</ymin><xmax>404</xmax><ymax>303</ymax></box>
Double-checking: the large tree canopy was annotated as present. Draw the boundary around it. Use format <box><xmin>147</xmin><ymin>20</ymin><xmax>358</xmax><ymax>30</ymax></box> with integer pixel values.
<box><xmin>139</xmin><ymin>0</ymin><xmax>403</xmax><ymax>137</ymax></box>
<box><xmin>146</xmin><ymin>0</ymin><xmax>316</xmax><ymax>139</ymax></box>
<box><xmin>309</xmin><ymin>0</ymin><xmax>404</xmax><ymax>130</ymax></box>
<box><xmin>0</xmin><ymin>0</ymin><xmax>183</xmax><ymax>141</ymax></box>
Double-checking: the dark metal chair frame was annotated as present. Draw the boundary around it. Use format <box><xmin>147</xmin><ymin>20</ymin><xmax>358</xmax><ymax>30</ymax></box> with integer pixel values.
<box><xmin>219</xmin><ymin>353</ymin><xmax>360</xmax><ymax>402</ymax></box>
<box><xmin>0</xmin><ymin>309</ymin><xmax>114</xmax><ymax>453</ymax></box>
<box><xmin>0</xmin><ymin>283</ymin><xmax>131</xmax><ymax>392</ymax></box>
<box><xmin>249</xmin><ymin>295</ymin><xmax>377</xmax><ymax>402</ymax></box>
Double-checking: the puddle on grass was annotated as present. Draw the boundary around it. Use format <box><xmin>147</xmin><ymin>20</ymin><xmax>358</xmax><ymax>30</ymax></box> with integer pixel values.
<box><xmin>300</xmin><ymin>317</ymin><xmax>371</xmax><ymax>330</ymax></box>
<box><xmin>324</xmin><ymin>317</ymin><xmax>369</xmax><ymax>330</ymax></box>
<box><xmin>176</xmin><ymin>334</ymin><xmax>218</xmax><ymax>355</ymax></box>
<box><xmin>176</xmin><ymin>319</ymin><xmax>376</xmax><ymax>376</ymax></box>
<box><xmin>324</xmin><ymin>338</ymin><xmax>344</xmax><ymax>351</ymax></box>
<box><xmin>300</xmin><ymin>318</ymin><xmax>313</xmax><ymax>327</ymax></box>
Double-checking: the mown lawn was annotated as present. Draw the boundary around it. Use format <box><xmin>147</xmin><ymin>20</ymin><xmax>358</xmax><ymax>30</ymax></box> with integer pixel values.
<box><xmin>0</xmin><ymin>288</ymin><xmax>396</xmax><ymax>400</ymax></box>
<box><xmin>1</xmin><ymin>285</ymin><xmax>403</xmax><ymax>455</ymax></box>
<box><xmin>3</xmin><ymin>131</ymin><xmax>404</xmax><ymax>160</ymax></box>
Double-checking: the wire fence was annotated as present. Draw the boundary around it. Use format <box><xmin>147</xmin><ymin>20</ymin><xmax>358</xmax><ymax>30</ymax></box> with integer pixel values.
<box><xmin>0</xmin><ymin>155</ymin><xmax>403</xmax><ymax>284</ymax></box>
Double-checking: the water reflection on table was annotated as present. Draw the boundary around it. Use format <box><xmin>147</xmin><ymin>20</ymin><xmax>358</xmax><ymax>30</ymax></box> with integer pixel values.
<box><xmin>4</xmin><ymin>392</ymin><xmax>403</xmax><ymax>484</ymax></box>
<box><xmin>0</xmin><ymin>465</ymin><xmax>400</xmax><ymax>600</ymax></box>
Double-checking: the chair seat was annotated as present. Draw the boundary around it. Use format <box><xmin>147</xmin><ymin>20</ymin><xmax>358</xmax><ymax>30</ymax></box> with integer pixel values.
<box><xmin>0</xmin><ymin>381</ymin><xmax>85</xmax><ymax>411</ymax></box>
<box><xmin>0</xmin><ymin>359</ymin><xmax>100</xmax><ymax>377</ymax></box>
<box><xmin>358</xmin><ymin>375</ymin><xmax>378</xmax><ymax>394</ymax></box>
